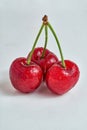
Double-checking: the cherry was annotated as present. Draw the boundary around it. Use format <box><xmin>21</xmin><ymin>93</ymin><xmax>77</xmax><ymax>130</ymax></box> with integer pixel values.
<box><xmin>27</xmin><ymin>16</ymin><xmax>59</xmax><ymax>75</ymax></box>
<box><xmin>30</xmin><ymin>47</ymin><xmax>50</xmax><ymax>60</ymax></box>
<box><xmin>46</xmin><ymin>60</ymin><xmax>80</xmax><ymax>94</ymax></box>
<box><xmin>44</xmin><ymin>15</ymin><xmax>80</xmax><ymax>94</ymax></box>
<box><xmin>9</xmin><ymin>57</ymin><xmax>43</xmax><ymax>93</ymax></box>
<box><xmin>9</xmin><ymin>16</ymin><xmax>45</xmax><ymax>93</ymax></box>
<box><xmin>9</xmin><ymin>16</ymin><xmax>47</xmax><ymax>93</ymax></box>
<box><xmin>28</xmin><ymin>47</ymin><xmax>59</xmax><ymax>74</ymax></box>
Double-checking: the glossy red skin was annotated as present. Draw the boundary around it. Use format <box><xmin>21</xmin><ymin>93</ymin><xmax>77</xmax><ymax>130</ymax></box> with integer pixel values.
<box><xmin>29</xmin><ymin>47</ymin><xmax>59</xmax><ymax>74</ymax></box>
<box><xmin>9</xmin><ymin>57</ymin><xmax>43</xmax><ymax>93</ymax></box>
<box><xmin>46</xmin><ymin>60</ymin><xmax>80</xmax><ymax>95</ymax></box>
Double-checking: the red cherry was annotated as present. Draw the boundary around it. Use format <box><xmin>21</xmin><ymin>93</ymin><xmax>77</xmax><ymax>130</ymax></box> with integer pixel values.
<box><xmin>29</xmin><ymin>47</ymin><xmax>59</xmax><ymax>74</ymax></box>
<box><xmin>30</xmin><ymin>47</ymin><xmax>50</xmax><ymax>60</ymax></box>
<box><xmin>9</xmin><ymin>57</ymin><xmax>43</xmax><ymax>93</ymax></box>
<box><xmin>46</xmin><ymin>60</ymin><xmax>80</xmax><ymax>95</ymax></box>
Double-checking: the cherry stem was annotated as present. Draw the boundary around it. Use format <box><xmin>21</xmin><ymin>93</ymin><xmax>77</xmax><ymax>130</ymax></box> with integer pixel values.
<box><xmin>27</xmin><ymin>23</ymin><xmax>44</xmax><ymax>65</ymax></box>
<box><xmin>41</xmin><ymin>25</ymin><xmax>48</xmax><ymax>58</ymax></box>
<box><xmin>47</xmin><ymin>22</ymin><xmax>66</xmax><ymax>68</ymax></box>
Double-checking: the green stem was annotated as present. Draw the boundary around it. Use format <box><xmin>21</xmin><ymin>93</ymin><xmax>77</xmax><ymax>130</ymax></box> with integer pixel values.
<box><xmin>41</xmin><ymin>25</ymin><xmax>48</xmax><ymax>58</ymax></box>
<box><xmin>27</xmin><ymin>23</ymin><xmax>44</xmax><ymax>64</ymax></box>
<box><xmin>48</xmin><ymin>22</ymin><xmax>66</xmax><ymax>68</ymax></box>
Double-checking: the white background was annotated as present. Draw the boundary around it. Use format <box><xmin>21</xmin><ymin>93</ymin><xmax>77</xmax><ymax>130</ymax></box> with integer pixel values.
<box><xmin>0</xmin><ymin>0</ymin><xmax>87</xmax><ymax>130</ymax></box>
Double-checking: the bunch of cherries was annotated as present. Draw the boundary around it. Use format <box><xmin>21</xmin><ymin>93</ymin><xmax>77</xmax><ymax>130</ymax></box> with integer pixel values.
<box><xmin>9</xmin><ymin>15</ymin><xmax>80</xmax><ymax>95</ymax></box>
